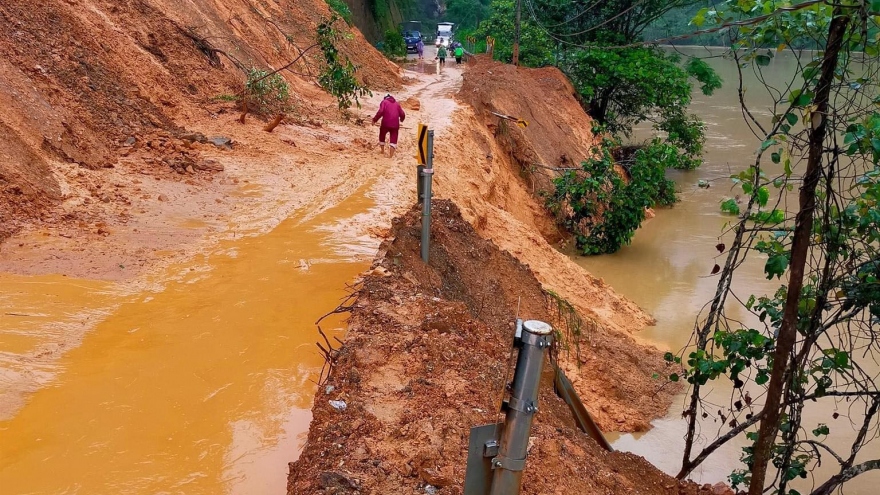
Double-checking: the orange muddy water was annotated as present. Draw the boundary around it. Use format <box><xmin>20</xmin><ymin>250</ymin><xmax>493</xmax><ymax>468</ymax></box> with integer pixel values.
<box><xmin>0</xmin><ymin>190</ymin><xmax>374</xmax><ymax>494</ymax></box>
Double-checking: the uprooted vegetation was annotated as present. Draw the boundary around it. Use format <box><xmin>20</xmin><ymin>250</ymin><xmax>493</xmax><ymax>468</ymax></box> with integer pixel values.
<box><xmin>288</xmin><ymin>200</ymin><xmax>711</xmax><ymax>494</ymax></box>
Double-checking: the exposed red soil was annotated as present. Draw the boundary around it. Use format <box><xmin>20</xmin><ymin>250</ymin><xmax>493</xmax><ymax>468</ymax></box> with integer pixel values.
<box><xmin>0</xmin><ymin>0</ymin><xmax>400</xmax><ymax>243</ymax></box>
<box><xmin>287</xmin><ymin>201</ymin><xmax>714</xmax><ymax>494</ymax></box>
<box><xmin>459</xmin><ymin>56</ymin><xmax>599</xmax><ymax>194</ymax></box>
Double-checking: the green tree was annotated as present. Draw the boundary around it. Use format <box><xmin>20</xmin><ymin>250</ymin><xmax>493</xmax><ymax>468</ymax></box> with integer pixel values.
<box><xmin>475</xmin><ymin>0</ymin><xmax>553</xmax><ymax>66</ymax></box>
<box><xmin>316</xmin><ymin>16</ymin><xmax>372</xmax><ymax>111</ymax></box>
<box><xmin>445</xmin><ymin>0</ymin><xmax>490</xmax><ymax>30</ymax></box>
<box><xmin>668</xmin><ymin>2</ymin><xmax>880</xmax><ymax>494</ymax></box>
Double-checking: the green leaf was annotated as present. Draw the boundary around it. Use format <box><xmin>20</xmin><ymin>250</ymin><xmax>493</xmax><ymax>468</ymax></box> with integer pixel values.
<box><xmin>756</xmin><ymin>371</ymin><xmax>770</xmax><ymax>385</ymax></box>
<box><xmin>756</xmin><ymin>54</ymin><xmax>771</xmax><ymax>66</ymax></box>
<box><xmin>812</xmin><ymin>424</ymin><xmax>830</xmax><ymax>437</ymax></box>
<box><xmin>785</xmin><ymin>113</ymin><xmax>798</xmax><ymax>126</ymax></box>
<box><xmin>721</xmin><ymin>198</ymin><xmax>741</xmax><ymax>215</ymax></box>
<box><xmin>765</xmin><ymin>254</ymin><xmax>790</xmax><ymax>279</ymax></box>
<box><xmin>669</xmin><ymin>373</ymin><xmax>680</xmax><ymax>382</ymax></box>
<box><xmin>756</xmin><ymin>186</ymin><xmax>770</xmax><ymax>207</ymax></box>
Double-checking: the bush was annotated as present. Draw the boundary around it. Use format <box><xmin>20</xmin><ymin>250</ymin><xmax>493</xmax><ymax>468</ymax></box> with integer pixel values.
<box><xmin>324</xmin><ymin>0</ymin><xmax>352</xmax><ymax>25</ymax></box>
<box><xmin>244</xmin><ymin>68</ymin><xmax>291</xmax><ymax>115</ymax></box>
<box><xmin>382</xmin><ymin>29</ymin><xmax>406</xmax><ymax>58</ymax></box>
<box><xmin>547</xmin><ymin>138</ymin><xmax>678</xmax><ymax>254</ymax></box>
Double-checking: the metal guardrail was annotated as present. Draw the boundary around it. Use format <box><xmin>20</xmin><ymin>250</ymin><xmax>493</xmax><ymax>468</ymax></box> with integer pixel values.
<box><xmin>463</xmin><ymin>320</ymin><xmax>614</xmax><ymax>494</ymax></box>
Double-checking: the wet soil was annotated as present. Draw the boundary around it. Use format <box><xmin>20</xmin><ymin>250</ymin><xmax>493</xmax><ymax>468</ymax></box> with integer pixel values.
<box><xmin>287</xmin><ymin>201</ymin><xmax>716</xmax><ymax>495</ymax></box>
<box><xmin>1</xmin><ymin>7</ymin><xmax>692</xmax><ymax>491</ymax></box>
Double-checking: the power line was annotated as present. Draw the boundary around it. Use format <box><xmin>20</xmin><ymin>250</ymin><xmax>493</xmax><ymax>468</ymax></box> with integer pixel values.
<box><xmin>528</xmin><ymin>0</ymin><xmax>651</xmax><ymax>38</ymax></box>
<box><xmin>539</xmin><ymin>0</ymin><xmax>605</xmax><ymax>29</ymax></box>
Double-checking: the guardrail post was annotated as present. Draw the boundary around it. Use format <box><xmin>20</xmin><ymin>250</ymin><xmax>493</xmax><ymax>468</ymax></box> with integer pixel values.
<box><xmin>420</xmin><ymin>130</ymin><xmax>434</xmax><ymax>263</ymax></box>
<box><xmin>417</xmin><ymin>164</ymin><xmax>425</xmax><ymax>202</ymax></box>
<box><xmin>489</xmin><ymin>320</ymin><xmax>553</xmax><ymax>495</ymax></box>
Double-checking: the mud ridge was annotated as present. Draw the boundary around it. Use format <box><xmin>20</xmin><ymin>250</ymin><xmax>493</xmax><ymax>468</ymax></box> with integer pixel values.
<box><xmin>288</xmin><ymin>200</ymin><xmax>714</xmax><ymax>495</ymax></box>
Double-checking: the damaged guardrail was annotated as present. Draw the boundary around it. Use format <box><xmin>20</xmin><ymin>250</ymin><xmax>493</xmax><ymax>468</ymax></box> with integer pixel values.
<box><xmin>464</xmin><ymin>319</ymin><xmax>613</xmax><ymax>495</ymax></box>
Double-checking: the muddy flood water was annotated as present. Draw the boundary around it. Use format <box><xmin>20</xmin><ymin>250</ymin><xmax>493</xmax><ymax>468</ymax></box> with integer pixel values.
<box><xmin>0</xmin><ymin>188</ymin><xmax>376</xmax><ymax>493</ymax></box>
<box><xmin>578</xmin><ymin>47</ymin><xmax>878</xmax><ymax>493</ymax></box>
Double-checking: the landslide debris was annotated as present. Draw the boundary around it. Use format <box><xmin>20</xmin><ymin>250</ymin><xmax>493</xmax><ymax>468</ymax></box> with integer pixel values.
<box><xmin>0</xmin><ymin>0</ymin><xmax>400</xmax><ymax>242</ymax></box>
<box><xmin>459</xmin><ymin>56</ymin><xmax>599</xmax><ymax>195</ymax></box>
<box><xmin>288</xmin><ymin>200</ymin><xmax>704</xmax><ymax>494</ymax></box>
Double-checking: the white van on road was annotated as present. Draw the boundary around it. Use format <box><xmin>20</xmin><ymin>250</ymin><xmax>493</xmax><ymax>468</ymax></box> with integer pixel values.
<box><xmin>435</xmin><ymin>22</ymin><xmax>454</xmax><ymax>47</ymax></box>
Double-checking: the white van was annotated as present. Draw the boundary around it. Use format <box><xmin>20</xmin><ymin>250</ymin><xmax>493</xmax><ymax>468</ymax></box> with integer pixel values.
<box><xmin>436</xmin><ymin>22</ymin><xmax>454</xmax><ymax>47</ymax></box>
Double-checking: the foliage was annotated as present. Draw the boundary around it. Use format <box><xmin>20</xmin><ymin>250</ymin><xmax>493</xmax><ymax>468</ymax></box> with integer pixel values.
<box><xmin>382</xmin><ymin>29</ymin><xmax>407</xmax><ymax>58</ymax></box>
<box><xmin>444</xmin><ymin>0</ymin><xmax>490</xmax><ymax>30</ymax></box>
<box><xmin>477</xmin><ymin>0</ymin><xmax>722</xmax><ymax>251</ymax></box>
<box><xmin>547</xmin><ymin>138</ymin><xmax>676</xmax><ymax>254</ymax></box>
<box><xmin>316</xmin><ymin>16</ymin><xmax>372</xmax><ymax>111</ymax></box>
<box><xmin>324</xmin><ymin>0</ymin><xmax>353</xmax><ymax>25</ymax></box>
<box><xmin>244</xmin><ymin>68</ymin><xmax>291</xmax><ymax>115</ymax></box>
<box><xmin>474</xmin><ymin>0</ymin><xmax>553</xmax><ymax>66</ymax></box>
<box><xmin>669</xmin><ymin>2</ymin><xmax>880</xmax><ymax>494</ymax></box>
<box><xmin>563</xmin><ymin>47</ymin><xmax>715</xmax><ymax>167</ymax></box>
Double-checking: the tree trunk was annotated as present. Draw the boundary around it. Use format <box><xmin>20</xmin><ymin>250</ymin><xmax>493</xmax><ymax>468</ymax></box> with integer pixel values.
<box><xmin>747</xmin><ymin>9</ymin><xmax>850</xmax><ymax>495</ymax></box>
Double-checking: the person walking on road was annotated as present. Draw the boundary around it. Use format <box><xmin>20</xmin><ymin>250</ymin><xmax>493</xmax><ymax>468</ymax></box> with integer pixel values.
<box><xmin>454</xmin><ymin>45</ymin><xmax>464</xmax><ymax>64</ymax></box>
<box><xmin>372</xmin><ymin>94</ymin><xmax>406</xmax><ymax>158</ymax></box>
<box><xmin>437</xmin><ymin>45</ymin><xmax>447</xmax><ymax>66</ymax></box>
<box><xmin>417</xmin><ymin>38</ymin><xmax>424</xmax><ymax>60</ymax></box>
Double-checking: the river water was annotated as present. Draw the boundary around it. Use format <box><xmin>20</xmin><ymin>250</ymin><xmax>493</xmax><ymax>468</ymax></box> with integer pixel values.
<box><xmin>577</xmin><ymin>47</ymin><xmax>879</xmax><ymax>493</ymax></box>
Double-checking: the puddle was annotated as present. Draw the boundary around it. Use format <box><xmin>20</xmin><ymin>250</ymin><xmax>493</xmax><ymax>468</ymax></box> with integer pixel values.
<box><xmin>0</xmin><ymin>187</ymin><xmax>375</xmax><ymax>494</ymax></box>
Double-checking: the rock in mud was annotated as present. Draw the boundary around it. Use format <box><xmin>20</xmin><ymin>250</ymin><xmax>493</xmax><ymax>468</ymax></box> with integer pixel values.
<box><xmin>318</xmin><ymin>471</ymin><xmax>357</xmax><ymax>490</ymax></box>
<box><xmin>194</xmin><ymin>159</ymin><xmax>224</xmax><ymax>172</ymax></box>
<box><xmin>208</xmin><ymin>136</ymin><xmax>233</xmax><ymax>150</ymax></box>
<box><xmin>328</xmin><ymin>400</ymin><xmax>347</xmax><ymax>411</ymax></box>
<box><xmin>711</xmin><ymin>482</ymin><xmax>735</xmax><ymax>495</ymax></box>
<box><xmin>157</xmin><ymin>194</ymin><xmax>168</xmax><ymax>202</ymax></box>
<box><xmin>180</xmin><ymin>132</ymin><xmax>208</xmax><ymax>144</ymax></box>
<box><xmin>419</xmin><ymin>468</ymin><xmax>452</xmax><ymax>487</ymax></box>
<box><xmin>403</xmin><ymin>97</ymin><xmax>421</xmax><ymax>110</ymax></box>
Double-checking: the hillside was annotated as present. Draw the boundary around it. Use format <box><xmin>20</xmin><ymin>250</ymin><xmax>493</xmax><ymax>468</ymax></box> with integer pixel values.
<box><xmin>0</xmin><ymin>0</ymin><xmax>399</xmax><ymax>242</ymax></box>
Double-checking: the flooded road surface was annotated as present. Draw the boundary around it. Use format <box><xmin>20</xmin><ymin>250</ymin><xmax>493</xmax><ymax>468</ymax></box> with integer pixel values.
<box><xmin>575</xmin><ymin>47</ymin><xmax>878</xmax><ymax>493</ymax></box>
<box><xmin>0</xmin><ymin>188</ymin><xmax>375</xmax><ymax>494</ymax></box>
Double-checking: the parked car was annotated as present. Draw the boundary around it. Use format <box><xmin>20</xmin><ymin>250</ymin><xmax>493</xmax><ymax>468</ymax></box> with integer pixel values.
<box><xmin>404</xmin><ymin>31</ymin><xmax>422</xmax><ymax>53</ymax></box>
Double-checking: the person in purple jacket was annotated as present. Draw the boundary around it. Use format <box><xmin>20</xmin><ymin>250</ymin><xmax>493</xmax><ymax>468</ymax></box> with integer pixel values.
<box><xmin>372</xmin><ymin>94</ymin><xmax>406</xmax><ymax>157</ymax></box>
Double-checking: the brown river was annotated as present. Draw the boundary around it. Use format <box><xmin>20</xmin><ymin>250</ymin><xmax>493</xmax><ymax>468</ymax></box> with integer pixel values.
<box><xmin>582</xmin><ymin>47</ymin><xmax>879</xmax><ymax>493</ymax></box>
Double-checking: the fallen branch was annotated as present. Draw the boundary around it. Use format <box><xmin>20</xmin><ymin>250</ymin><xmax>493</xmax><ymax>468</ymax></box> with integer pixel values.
<box><xmin>263</xmin><ymin>114</ymin><xmax>284</xmax><ymax>132</ymax></box>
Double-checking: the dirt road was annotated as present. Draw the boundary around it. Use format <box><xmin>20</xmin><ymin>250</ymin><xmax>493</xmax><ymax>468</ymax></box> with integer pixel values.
<box><xmin>0</xmin><ymin>59</ymin><xmax>466</xmax><ymax>493</ymax></box>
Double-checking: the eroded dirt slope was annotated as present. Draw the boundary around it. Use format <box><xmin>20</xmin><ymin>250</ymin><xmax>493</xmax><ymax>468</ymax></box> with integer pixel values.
<box><xmin>459</xmin><ymin>56</ymin><xmax>598</xmax><ymax>195</ymax></box>
<box><xmin>0</xmin><ymin>0</ymin><xmax>399</xmax><ymax>241</ymax></box>
<box><xmin>287</xmin><ymin>201</ymin><xmax>709</xmax><ymax>494</ymax></box>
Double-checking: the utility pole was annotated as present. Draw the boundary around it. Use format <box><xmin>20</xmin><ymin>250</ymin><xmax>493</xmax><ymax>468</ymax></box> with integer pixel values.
<box><xmin>513</xmin><ymin>0</ymin><xmax>521</xmax><ymax>66</ymax></box>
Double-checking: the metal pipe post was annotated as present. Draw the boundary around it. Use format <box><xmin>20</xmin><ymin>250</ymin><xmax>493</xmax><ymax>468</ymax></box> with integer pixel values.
<box><xmin>489</xmin><ymin>320</ymin><xmax>553</xmax><ymax>495</ymax></box>
<box><xmin>417</xmin><ymin>165</ymin><xmax>425</xmax><ymax>203</ymax></box>
<box><xmin>420</xmin><ymin>130</ymin><xmax>434</xmax><ymax>263</ymax></box>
